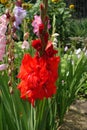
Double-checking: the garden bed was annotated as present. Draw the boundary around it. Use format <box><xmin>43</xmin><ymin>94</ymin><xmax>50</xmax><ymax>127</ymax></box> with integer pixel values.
<box><xmin>59</xmin><ymin>100</ymin><xmax>87</xmax><ymax>130</ymax></box>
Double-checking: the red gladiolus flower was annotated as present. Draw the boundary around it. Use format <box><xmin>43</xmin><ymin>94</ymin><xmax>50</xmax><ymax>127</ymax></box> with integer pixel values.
<box><xmin>32</xmin><ymin>39</ymin><xmax>42</xmax><ymax>51</ymax></box>
<box><xmin>17</xmin><ymin>53</ymin><xmax>60</xmax><ymax>106</ymax></box>
<box><xmin>45</xmin><ymin>41</ymin><xmax>58</xmax><ymax>57</ymax></box>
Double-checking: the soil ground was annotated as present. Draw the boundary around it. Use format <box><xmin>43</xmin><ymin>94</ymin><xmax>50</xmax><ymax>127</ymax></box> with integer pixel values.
<box><xmin>59</xmin><ymin>100</ymin><xmax>87</xmax><ymax>130</ymax></box>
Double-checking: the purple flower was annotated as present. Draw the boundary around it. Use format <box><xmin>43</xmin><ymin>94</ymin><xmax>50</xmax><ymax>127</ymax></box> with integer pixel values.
<box><xmin>32</xmin><ymin>15</ymin><xmax>51</xmax><ymax>36</ymax></box>
<box><xmin>13</xmin><ymin>6</ymin><xmax>27</xmax><ymax>29</ymax></box>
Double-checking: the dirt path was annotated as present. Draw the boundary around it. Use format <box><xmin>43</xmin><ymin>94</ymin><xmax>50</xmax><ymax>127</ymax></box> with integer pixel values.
<box><xmin>59</xmin><ymin>100</ymin><xmax>87</xmax><ymax>130</ymax></box>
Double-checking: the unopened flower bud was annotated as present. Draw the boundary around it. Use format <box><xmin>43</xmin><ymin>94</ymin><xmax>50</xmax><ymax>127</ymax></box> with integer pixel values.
<box><xmin>39</xmin><ymin>24</ymin><xmax>44</xmax><ymax>34</ymax></box>
<box><xmin>11</xmin><ymin>56</ymin><xmax>15</xmax><ymax>61</ymax></box>
<box><xmin>11</xmin><ymin>16</ymin><xmax>15</xmax><ymax>22</ymax></box>
<box><xmin>8</xmin><ymin>80</ymin><xmax>12</xmax><ymax>86</ymax></box>
<box><xmin>6</xmin><ymin>10</ymin><xmax>10</xmax><ymax>19</ymax></box>
<box><xmin>11</xmin><ymin>67</ymin><xmax>14</xmax><ymax>71</ymax></box>
<box><xmin>8</xmin><ymin>69</ymin><xmax>12</xmax><ymax>76</ymax></box>
<box><xmin>44</xmin><ymin>32</ymin><xmax>49</xmax><ymax>43</ymax></box>
<box><xmin>6</xmin><ymin>39</ymin><xmax>10</xmax><ymax>44</ymax></box>
<box><xmin>7</xmin><ymin>28</ymin><xmax>11</xmax><ymax>35</ymax></box>
<box><xmin>16</xmin><ymin>0</ymin><xmax>22</xmax><ymax>7</ymax></box>
<box><xmin>40</xmin><ymin>3</ymin><xmax>44</xmax><ymax>10</ymax></box>
<box><xmin>12</xmin><ymin>33</ymin><xmax>18</xmax><ymax>41</ymax></box>
<box><xmin>12</xmin><ymin>26</ymin><xmax>16</xmax><ymax>33</ymax></box>
<box><xmin>7</xmin><ymin>52</ymin><xmax>10</xmax><ymax>56</ymax></box>
<box><xmin>24</xmin><ymin>32</ymin><xmax>29</xmax><ymax>40</ymax></box>
<box><xmin>45</xmin><ymin>16</ymin><xmax>49</xmax><ymax>22</ymax></box>
<box><xmin>9</xmin><ymin>87</ymin><xmax>14</xmax><ymax>94</ymax></box>
<box><xmin>8</xmin><ymin>58</ymin><xmax>12</xmax><ymax>64</ymax></box>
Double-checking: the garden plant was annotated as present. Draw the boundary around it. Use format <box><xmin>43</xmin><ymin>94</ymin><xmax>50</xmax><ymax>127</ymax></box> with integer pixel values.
<box><xmin>0</xmin><ymin>0</ymin><xmax>87</xmax><ymax>130</ymax></box>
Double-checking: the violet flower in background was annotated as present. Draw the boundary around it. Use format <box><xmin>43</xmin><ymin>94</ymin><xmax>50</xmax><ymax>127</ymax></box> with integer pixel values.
<box><xmin>13</xmin><ymin>6</ymin><xmax>27</xmax><ymax>29</ymax></box>
<box><xmin>32</xmin><ymin>15</ymin><xmax>51</xmax><ymax>36</ymax></box>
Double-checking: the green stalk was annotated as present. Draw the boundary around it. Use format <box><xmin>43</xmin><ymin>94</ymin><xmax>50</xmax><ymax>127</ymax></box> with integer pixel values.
<box><xmin>0</xmin><ymin>96</ymin><xmax>3</xmax><ymax>130</ymax></box>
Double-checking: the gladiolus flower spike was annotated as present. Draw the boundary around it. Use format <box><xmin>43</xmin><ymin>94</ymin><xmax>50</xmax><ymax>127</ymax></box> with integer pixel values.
<box><xmin>17</xmin><ymin>0</ymin><xmax>60</xmax><ymax>107</ymax></box>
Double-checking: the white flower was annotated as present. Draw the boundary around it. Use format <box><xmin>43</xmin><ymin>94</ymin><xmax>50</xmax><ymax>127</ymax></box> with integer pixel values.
<box><xmin>66</xmin><ymin>71</ymin><xmax>69</xmax><ymax>76</ymax></box>
<box><xmin>22</xmin><ymin>40</ymin><xmax>29</xmax><ymax>49</ymax></box>
<box><xmin>52</xmin><ymin>33</ymin><xmax>59</xmax><ymax>48</ymax></box>
<box><xmin>64</xmin><ymin>46</ymin><xmax>68</xmax><ymax>52</ymax></box>
<box><xmin>85</xmin><ymin>50</ymin><xmax>87</xmax><ymax>56</ymax></box>
<box><xmin>52</xmin><ymin>33</ymin><xmax>59</xmax><ymax>37</ymax></box>
<box><xmin>75</xmin><ymin>48</ymin><xmax>81</xmax><ymax>55</ymax></box>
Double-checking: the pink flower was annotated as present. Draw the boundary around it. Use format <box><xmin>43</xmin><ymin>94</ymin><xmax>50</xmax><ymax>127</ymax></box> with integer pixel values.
<box><xmin>32</xmin><ymin>15</ymin><xmax>42</xmax><ymax>36</ymax></box>
<box><xmin>0</xmin><ymin>26</ymin><xmax>7</xmax><ymax>35</ymax></box>
<box><xmin>0</xmin><ymin>14</ymin><xmax>7</xmax><ymax>61</ymax></box>
<box><xmin>22</xmin><ymin>40</ymin><xmax>29</xmax><ymax>49</ymax></box>
<box><xmin>0</xmin><ymin>34</ymin><xmax>6</xmax><ymax>61</ymax></box>
<box><xmin>0</xmin><ymin>14</ymin><xmax>7</xmax><ymax>25</ymax></box>
<box><xmin>32</xmin><ymin>15</ymin><xmax>51</xmax><ymax>36</ymax></box>
<box><xmin>0</xmin><ymin>64</ymin><xmax>7</xmax><ymax>71</ymax></box>
<box><xmin>0</xmin><ymin>34</ymin><xmax>6</xmax><ymax>45</ymax></box>
<box><xmin>0</xmin><ymin>15</ymin><xmax>7</xmax><ymax>35</ymax></box>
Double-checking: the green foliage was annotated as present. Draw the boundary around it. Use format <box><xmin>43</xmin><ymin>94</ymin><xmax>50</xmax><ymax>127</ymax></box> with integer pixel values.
<box><xmin>25</xmin><ymin>0</ymin><xmax>41</xmax><ymax>38</ymax></box>
<box><xmin>48</xmin><ymin>0</ymin><xmax>71</xmax><ymax>43</ymax></box>
<box><xmin>0</xmin><ymin>71</ymin><xmax>57</xmax><ymax>130</ymax></box>
<box><xmin>0</xmin><ymin>40</ymin><xmax>57</xmax><ymax>130</ymax></box>
<box><xmin>1</xmin><ymin>47</ymin><xmax>87</xmax><ymax>129</ymax></box>
<box><xmin>0</xmin><ymin>4</ymin><xmax>5</xmax><ymax>15</ymax></box>
<box><xmin>0</xmin><ymin>0</ymin><xmax>87</xmax><ymax>129</ymax></box>
<box><xmin>55</xmin><ymin>50</ymin><xmax>87</xmax><ymax>126</ymax></box>
<box><xmin>69</xmin><ymin>19</ymin><xmax>87</xmax><ymax>37</ymax></box>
